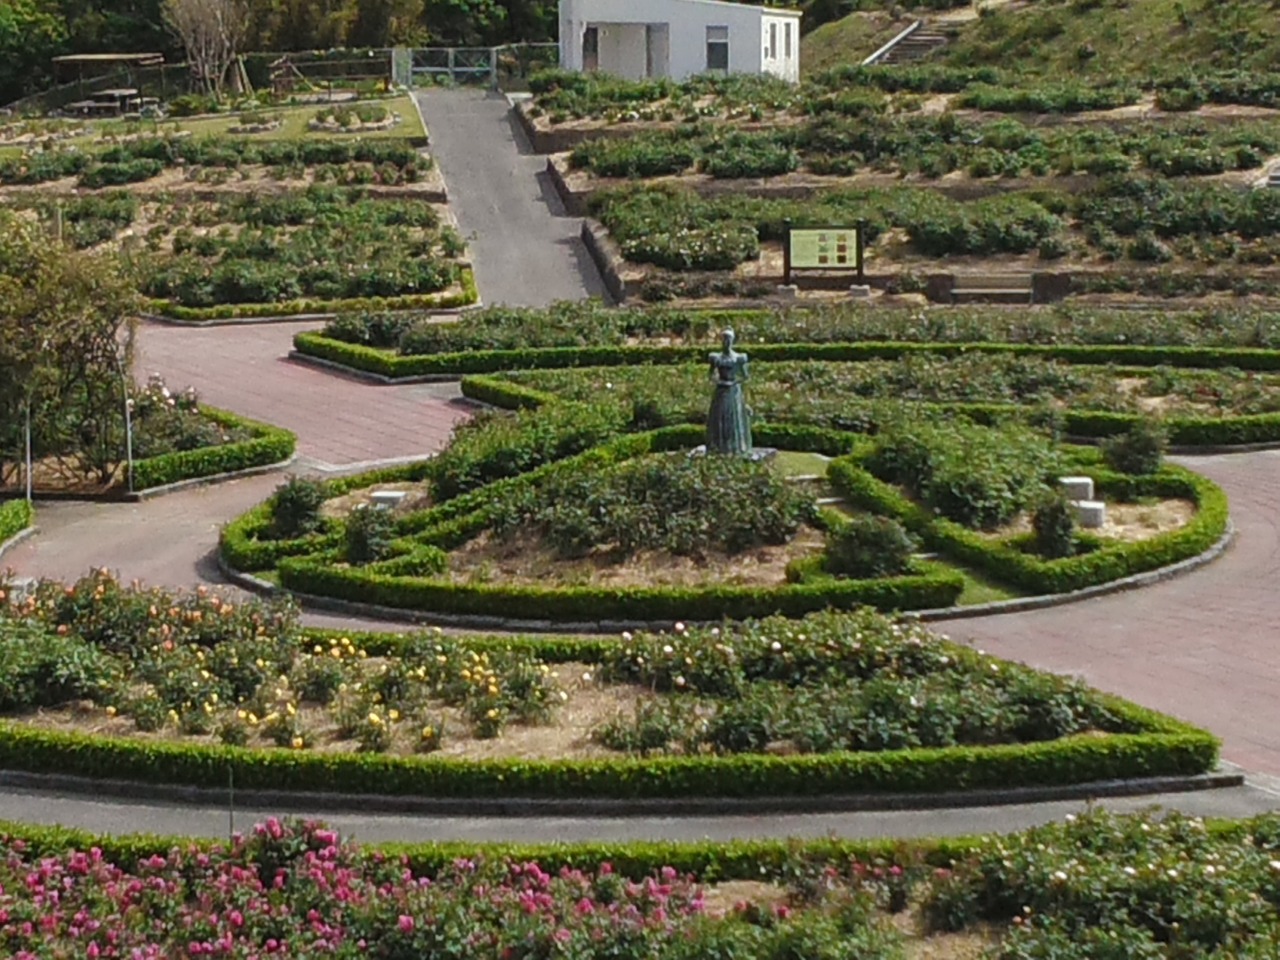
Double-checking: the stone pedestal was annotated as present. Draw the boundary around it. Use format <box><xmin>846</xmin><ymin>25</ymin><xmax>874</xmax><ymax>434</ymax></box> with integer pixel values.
<box><xmin>1059</xmin><ymin>476</ymin><xmax>1095</xmax><ymax>501</ymax></box>
<box><xmin>848</xmin><ymin>284</ymin><xmax>872</xmax><ymax>299</ymax></box>
<box><xmin>1072</xmin><ymin>500</ymin><xmax>1106</xmax><ymax>529</ymax></box>
<box><xmin>370</xmin><ymin>490</ymin><xmax>407</xmax><ymax>509</ymax></box>
<box><xmin>775</xmin><ymin>284</ymin><xmax>799</xmax><ymax>301</ymax></box>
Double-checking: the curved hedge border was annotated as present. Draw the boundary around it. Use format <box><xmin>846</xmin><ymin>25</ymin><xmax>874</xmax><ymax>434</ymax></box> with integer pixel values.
<box><xmin>152</xmin><ymin>268</ymin><xmax>478</xmax><ymax>322</ymax></box>
<box><xmin>247</xmin><ymin>422</ymin><xmax>960</xmax><ymax>620</ymax></box>
<box><xmin>0</xmin><ymin>688</ymin><xmax>1217</xmax><ymax>802</ymax></box>
<box><xmin>132</xmin><ymin>407</ymin><xmax>296</xmax><ymax>492</ymax></box>
<box><xmin>293</xmin><ymin>330</ymin><xmax>1280</xmax><ymax>380</ymax></box>
<box><xmin>0</xmin><ymin>498</ymin><xmax>33</xmax><ymax>545</ymax></box>
<box><xmin>830</xmin><ymin>453</ymin><xmax>1229</xmax><ymax>596</ymax></box>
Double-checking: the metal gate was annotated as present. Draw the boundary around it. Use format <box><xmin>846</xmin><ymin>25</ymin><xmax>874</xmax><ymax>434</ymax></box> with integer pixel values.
<box><xmin>395</xmin><ymin>44</ymin><xmax>560</xmax><ymax>89</ymax></box>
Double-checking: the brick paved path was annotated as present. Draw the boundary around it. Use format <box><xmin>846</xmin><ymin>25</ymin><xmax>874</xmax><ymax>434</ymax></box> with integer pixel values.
<box><xmin>139</xmin><ymin>320</ymin><xmax>470</xmax><ymax>469</ymax></box>
<box><xmin>955</xmin><ymin>450</ymin><xmax>1280</xmax><ymax>775</ymax></box>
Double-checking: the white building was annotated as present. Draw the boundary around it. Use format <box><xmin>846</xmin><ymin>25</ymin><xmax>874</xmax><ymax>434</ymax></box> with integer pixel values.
<box><xmin>559</xmin><ymin>0</ymin><xmax>802</xmax><ymax>84</ymax></box>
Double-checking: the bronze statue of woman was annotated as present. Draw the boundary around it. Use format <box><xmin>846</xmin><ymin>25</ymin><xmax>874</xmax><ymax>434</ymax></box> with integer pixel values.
<box><xmin>707</xmin><ymin>328</ymin><xmax>752</xmax><ymax>456</ymax></box>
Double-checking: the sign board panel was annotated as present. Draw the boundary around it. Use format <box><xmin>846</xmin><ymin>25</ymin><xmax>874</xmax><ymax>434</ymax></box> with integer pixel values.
<box><xmin>788</xmin><ymin>228</ymin><xmax>860</xmax><ymax>270</ymax></box>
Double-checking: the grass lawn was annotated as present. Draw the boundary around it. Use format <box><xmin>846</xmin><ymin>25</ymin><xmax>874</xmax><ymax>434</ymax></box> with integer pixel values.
<box><xmin>801</xmin><ymin>10</ymin><xmax>913</xmax><ymax>76</ymax></box>
<box><xmin>770</xmin><ymin>450</ymin><xmax>832</xmax><ymax>479</ymax></box>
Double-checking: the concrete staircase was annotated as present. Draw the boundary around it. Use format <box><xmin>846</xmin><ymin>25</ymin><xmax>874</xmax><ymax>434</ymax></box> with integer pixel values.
<box><xmin>951</xmin><ymin>273</ymin><xmax>1033</xmax><ymax>305</ymax></box>
<box><xmin>875</xmin><ymin>28</ymin><xmax>949</xmax><ymax>65</ymax></box>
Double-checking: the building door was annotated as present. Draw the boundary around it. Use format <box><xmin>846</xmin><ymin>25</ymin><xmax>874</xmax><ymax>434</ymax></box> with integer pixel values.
<box><xmin>583</xmin><ymin>26</ymin><xmax>599</xmax><ymax>72</ymax></box>
<box><xmin>645</xmin><ymin>24</ymin><xmax>670</xmax><ymax>78</ymax></box>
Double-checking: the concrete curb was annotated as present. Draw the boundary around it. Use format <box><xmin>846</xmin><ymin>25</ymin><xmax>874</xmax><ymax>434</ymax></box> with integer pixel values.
<box><xmin>0</xmin><ymin>524</ymin><xmax>37</xmax><ymax>563</ymax></box>
<box><xmin>218</xmin><ymin>519</ymin><xmax>1235</xmax><ymax>635</ymax></box>
<box><xmin>0</xmin><ymin>766</ymin><xmax>1244</xmax><ymax>818</ymax></box>
<box><xmin>125</xmin><ymin>456</ymin><xmax>297</xmax><ymax>502</ymax></box>
<box><xmin>912</xmin><ymin>520</ymin><xmax>1236</xmax><ymax>624</ymax></box>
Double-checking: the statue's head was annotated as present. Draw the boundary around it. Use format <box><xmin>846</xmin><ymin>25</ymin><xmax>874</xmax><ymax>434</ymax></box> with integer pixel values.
<box><xmin>721</xmin><ymin>328</ymin><xmax>735</xmax><ymax>352</ymax></box>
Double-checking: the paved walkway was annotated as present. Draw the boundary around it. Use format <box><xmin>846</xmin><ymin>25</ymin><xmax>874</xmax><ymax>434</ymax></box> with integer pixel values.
<box><xmin>415</xmin><ymin>89</ymin><xmax>610</xmax><ymax>306</ymax></box>
<box><xmin>1</xmin><ymin>781</ymin><xmax>1276</xmax><ymax>844</ymax></box>
<box><xmin>956</xmin><ymin>451</ymin><xmax>1280</xmax><ymax>777</ymax></box>
<box><xmin>139</xmin><ymin>321</ymin><xmax>471</xmax><ymax>470</ymax></box>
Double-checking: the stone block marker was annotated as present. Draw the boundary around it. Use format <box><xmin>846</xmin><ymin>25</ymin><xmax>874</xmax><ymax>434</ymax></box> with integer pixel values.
<box><xmin>1059</xmin><ymin>476</ymin><xmax>1095</xmax><ymax>501</ymax></box>
<box><xmin>370</xmin><ymin>490</ymin><xmax>407</xmax><ymax>509</ymax></box>
<box><xmin>1073</xmin><ymin>500</ymin><xmax>1107</xmax><ymax>529</ymax></box>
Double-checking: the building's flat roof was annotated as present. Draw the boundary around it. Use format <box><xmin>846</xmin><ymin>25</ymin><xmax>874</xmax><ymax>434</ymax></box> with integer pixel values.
<box><xmin>673</xmin><ymin>0</ymin><xmax>802</xmax><ymax>14</ymax></box>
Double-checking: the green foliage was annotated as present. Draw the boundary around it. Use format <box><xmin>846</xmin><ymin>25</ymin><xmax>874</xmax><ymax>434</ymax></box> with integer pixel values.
<box><xmin>426</xmin><ymin>400</ymin><xmax>629</xmax><ymax>501</ymax></box>
<box><xmin>0</xmin><ymin>499</ymin><xmax>33</xmax><ymax>544</ymax></box>
<box><xmin>866</xmin><ymin>421</ymin><xmax>1059</xmax><ymax>529</ymax></box>
<box><xmin>824</xmin><ymin>514</ymin><xmax>914</xmax><ymax>579</ymax></box>
<box><xmin>345</xmin><ymin>505</ymin><xmax>396</xmax><ymax>564</ymax></box>
<box><xmin>1031</xmin><ymin>491</ymin><xmax>1077</xmax><ymax>560</ymax></box>
<box><xmin>492</xmin><ymin>453</ymin><xmax>817</xmax><ymax>560</ymax></box>
<box><xmin>271</xmin><ymin>476</ymin><xmax>326</xmax><ymax>538</ymax></box>
<box><xmin>1103</xmin><ymin>418</ymin><xmax>1168</xmax><ymax>474</ymax></box>
<box><xmin>130</xmin><ymin>406</ymin><xmax>295</xmax><ymax>491</ymax></box>
<box><xmin>0</xmin><ymin>619</ymin><xmax>122</xmax><ymax>712</ymax></box>
<box><xmin>143</xmin><ymin>187</ymin><xmax>458</xmax><ymax>309</ymax></box>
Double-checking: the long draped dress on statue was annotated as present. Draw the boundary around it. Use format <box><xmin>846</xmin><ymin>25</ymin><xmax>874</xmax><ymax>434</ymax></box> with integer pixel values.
<box><xmin>707</xmin><ymin>351</ymin><xmax>752</xmax><ymax>456</ymax></box>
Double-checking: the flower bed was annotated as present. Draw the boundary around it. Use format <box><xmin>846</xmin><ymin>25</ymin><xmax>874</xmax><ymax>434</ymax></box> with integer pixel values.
<box><xmin>8</xmin><ymin>808</ymin><xmax>1280</xmax><ymax>959</ymax></box>
<box><xmin>294</xmin><ymin>301</ymin><xmax>1280</xmax><ymax>381</ymax></box>
<box><xmin>0</xmin><ymin>576</ymin><xmax>1217</xmax><ymax>799</ymax></box>
<box><xmin>588</xmin><ymin>179</ymin><xmax>1280</xmax><ymax>277</ymax></box>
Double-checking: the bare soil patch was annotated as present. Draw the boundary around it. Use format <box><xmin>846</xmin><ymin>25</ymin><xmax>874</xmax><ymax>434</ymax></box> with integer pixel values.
<box><xmin>987</xmin><ymin>498</ymin><xmax>1196</xmax><ymax>543</ymax></box>
<box><xmin>320</xmin><ymin>482</ymin><xmax>433</xmax><ymax>520</ymax></box>
<box><xmin>446</xmin><ymin>525</ymin><xmax>826</xmax><ymax>589</ymax></box>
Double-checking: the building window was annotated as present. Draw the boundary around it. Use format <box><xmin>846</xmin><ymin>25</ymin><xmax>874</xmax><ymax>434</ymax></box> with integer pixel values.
<box><xmin>769</xmin><ymin>23</ymin><xmax>777</xmax><ymax>60</ymax></box>
<box><xmin>784</xmin><ymin>22</ymin><xmax>792</xmax><ymax>59</ymax></box>
<box><xmin>706</xmin><ymin>26</ymin><xmax>729</xmax><ymax>71</ymax></box>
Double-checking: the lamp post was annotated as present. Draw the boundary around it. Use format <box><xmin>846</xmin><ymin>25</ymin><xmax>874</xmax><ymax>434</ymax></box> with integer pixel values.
<box><xmin>24</xmin><ymin>402</ymin><xmax>32</xmax><ymax>503</ymax></box>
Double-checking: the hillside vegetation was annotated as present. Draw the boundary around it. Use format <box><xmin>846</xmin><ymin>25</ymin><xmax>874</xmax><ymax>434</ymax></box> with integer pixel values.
<box><xmin>809</xmin><ymin>0</ymin><xmax>1280</xmax><ymax>76</ymax></box>
<box><xmin>947</xmin><ymin>0</ymin><xmax>1280</xmax><ymax>76</ymax></box>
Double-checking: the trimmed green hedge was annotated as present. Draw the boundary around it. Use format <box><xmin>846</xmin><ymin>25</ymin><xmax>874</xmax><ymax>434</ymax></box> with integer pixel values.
<box><xmin>294</xmin><ymin>331</ymin><xmax>1280</xmax><ymax>380</ymax></box>
<box><xmin>0</xmin><ymin>690</ymin><xmax>1216</xmax><ymax>801</ymax></box>
<box><xmin>276</xmin><ymin>557</ymin><xmax>964</xmax><ymax>621</ymax></box>
<box><xmin>154</xmin><ymin>268</ymin><xmax>479</xmax><ymax>322</ymax></box>
<box><xmin>0</xmin><ymin>498</ymin><xmax>33</xmax><ymax>544</ymax></box>
<box><xmin>830</xmin><ymin>456</ymin><xmax>1229</xmax><ymax>596</ymax></box>
<box><xmin>0</xmin><ymin>815</ymin><xmax>986</xmax><ymax>877</ymax></box>
<box><xmin>132</xmin><ymin>407</ymin><xmax>297</xmax><ymax>491</ymax></box>
<box><xmin>219</xmin><ymin>460</ymin><xmax>434</xmax><ymax>572</ymax></box>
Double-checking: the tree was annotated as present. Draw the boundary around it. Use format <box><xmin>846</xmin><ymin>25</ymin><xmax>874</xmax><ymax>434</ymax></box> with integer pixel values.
<box><xmin>161</xmin><ymin>0</ymin><xmax>247</xmax><ymax>98</ymax></box>
<box><xmin>0</xmin><ymin>0</ymin><xmax>67</xmax><ymax>105</ymax></box>
<box><xmin>0</xmin><ymin>210</ymin><xmax>140</xmax><ymax>487</ymax></box>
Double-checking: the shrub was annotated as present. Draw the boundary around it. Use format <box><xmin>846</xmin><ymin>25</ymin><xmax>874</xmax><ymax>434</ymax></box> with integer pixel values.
<box><xmin>1031</xmin><ymin>491</ymin><xmax>1076</xmax><ymax>559</ymax></box>
<box><xmin>345</xmin><ymin>505</ymin><xmax>395</xmax><ymax>564</ymax></box>
<box><xmin>824</xmin><ymin>515</ymin><xmax>915</xmax><ymax>579</ymax></box>
<box><xmin>271</xmin><ymin>476</ymin><xmax>326</xmax><ymax>538</ymax></box>
<box><xmin>866</xmin><ymin>422</ymin><xmax>1060</xmax><ymax>530</ymax></box>
<box><xmin>494</xmin><ymin>453</ymin><xmax>818</xmax><ymax>560</ymax></box>
<box><xmin>1103</xmin><ymin>419</ymin><xmax>1167</xmax><ymax>474</ymax></box>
